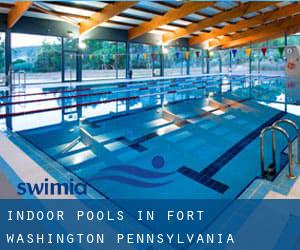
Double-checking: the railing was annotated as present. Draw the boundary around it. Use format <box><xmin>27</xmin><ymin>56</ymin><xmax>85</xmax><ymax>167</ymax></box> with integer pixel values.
<box><xmin>272</xmin><ymin>119</ymin><xmax>300</xmax><ymax>165</ymax></box>
<box><xmin>260</xmin><ymin>125</ymin><xmax>295</xmax><ymax>180</ymax></box>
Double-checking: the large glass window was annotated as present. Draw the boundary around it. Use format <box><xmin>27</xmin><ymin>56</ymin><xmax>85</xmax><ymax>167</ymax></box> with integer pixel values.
<box><xmin>11</xmin><ymin>33</ymin><xmax>62</xmax><ymax>84</ymax></box>
<box><xmin>130</xmin><ymin>43</ymin><xmax>152</xmax><ymax>78</ymax></box>
<box><xmin>209</xmin><ymin>51</ymin><xmax>220</xmax><ymax>73</ymax></box>
<box><xmin>130</xmin><ymin>43</ymin><xmax>161</xmax><ymax>78</ymax></box>
<box><xmin>260</xmin><ymin>48</ymin><xmax>285</xmax><ymax>75</ymax></box>
<box><xmin>251</xmin><ymin>37</ymin><xmax>286</xmax><ymax>76</ymax></box>
<box><xmin>82</xmin><ymin>40</ymin><xmax>118</xmax><ymax>80</ymax></box>
<box><xmin>220</xmin><ymin>50</ymin><xmax>230</xmax><ymax>73</ymax></box>
<box><xmin>190</xmin><ymin>49</ymin><xmax>203</xmax><ymax>75</ymax></box>
<box><xmin>251</xmin><ymin>49</ymin><xmax>260</xmax><ymax>74</ymax></box>
<box><xmin>0</xmin><ymin>33</ymin><xmax>5</xmax><ymax>85</ymax></box>
<box><xmin>63</xmin><ymin>38</ymin><xmax>78</xmax><ymax>82</ymax></box>
<box><xmin>164</xmin><ymin>46</ymin><xmax>187</xmax><ymax>76</ymax></box>
<box><xmin>287</xmin><ymin>34</ymin><xmax>300</xmax><ymax>46</ymax></box>
<box><xmin>117</xmin><ymin>42</ymin><xmax>126</xmax><ymax>79</ymax></box>
<box><xmin>231</xmin><ymin>48</ymin><xmax>249</xmax><ymax>74</ymax></box>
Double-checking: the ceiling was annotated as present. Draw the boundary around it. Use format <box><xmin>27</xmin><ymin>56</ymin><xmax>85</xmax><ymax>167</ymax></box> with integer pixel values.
<box><xmin>3</xmin><ymin>1</ymin><xmax>300</xmax><ymax>49</ymax></box>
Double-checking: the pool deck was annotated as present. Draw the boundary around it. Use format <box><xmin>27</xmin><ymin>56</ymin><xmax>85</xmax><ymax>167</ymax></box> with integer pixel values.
<box><xmin>0</xmin><ymin>131</ymin><xmax>105</xmax><ymax>199</ymax></box>
<box><xmin>240</xmin><ymin>139</ymin><xmax>300</xmax><ymax>199</ymax></box>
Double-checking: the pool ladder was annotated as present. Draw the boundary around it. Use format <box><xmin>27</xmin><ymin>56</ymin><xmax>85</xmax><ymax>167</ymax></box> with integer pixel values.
<box><xmin>260</xmin><ymin>119</ymin><xmax>300</xmax><ymax>180</ymax></box>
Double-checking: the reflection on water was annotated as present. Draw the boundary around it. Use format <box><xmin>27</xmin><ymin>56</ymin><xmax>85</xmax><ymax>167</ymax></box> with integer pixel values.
<box><xmin>0</xmin><ymin>75</ymin><xmax>299</xmax><ymax>132</ymax></box>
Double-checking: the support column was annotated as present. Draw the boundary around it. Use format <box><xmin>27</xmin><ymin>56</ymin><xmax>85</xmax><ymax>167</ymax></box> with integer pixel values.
<box><xmin>284</xmin><ymin>32</ymin><xmax>288</xmax><ymax>112</ymax></box>
<box><xmin>5</xmin><ymin>29</ymin><xmax>11</xmax><ymax>88</ymax></box>
<box><xmin>160</xmin><ymin>45</ymin><xmax>164</xmax><ymax>77</ymax></box>
<box><xmin>284</xmin><ymin>33</ymin><xmax>288</xmax><ymax>47</ymax></box>
<box><xmin>201</xmin><ymin>53</ymin><xmax>205</xmax><ymax>74</ymax></box>
<box><xmin>186</xmin><ymin>46</ymin><xmax>190</xmax><ymax>75</ymax></box>
<box><xmin>229</xmin><ymin>50</ymin><xmax>232</xmax><ymax>73</ymax></box>
<box><xmin>249</xmin><ymin>46</ymin><xmax>252</xmax><ymax>75</ymax></box>
<box><xmin>61</xmin><ymin>37</ymin><xmax>65</xmax><ymax>82</ymax></box>
<box><xmin>116</xmin><ymin>42</ymin><xmax>119</xmax><ymax>79</ymax></box>
<box><xmin>125</xmin><ymin>41</ymin><xmax>130</xmax><ymax>79</ymax></box>
<box><xmin>5</xmin><ymin>29</ymin><xmax>12</xmax><ymax>130</ymax></box>
<box><xmin>206</xmin><ymin>50</ymin><xmax>210</xmax><ymax>74</ymax></box>
<box><xmin>219</xmin><ymin>53</ymin><xmax>222</xmax><ymax>73</ymax></box>
<box><xmin>77</xmin><ymin>51</ymin><xmax>82</xmax><ymax>82</ymax></box>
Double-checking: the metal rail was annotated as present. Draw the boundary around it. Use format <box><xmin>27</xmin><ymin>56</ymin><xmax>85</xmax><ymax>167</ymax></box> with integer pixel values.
<box><xmin>260</xmin><ymin>125</ymin><xmax>296</xmax><ymax>180</ymax></box>
<box><xmin>61</xmin><ymin>136</ymin><xmax>81</xmax><ymax>154</ymax></box>
<box><xmin>272</xmin><ymin>119</ymin><xmax>300</xmax><ymax>165</ymax></box>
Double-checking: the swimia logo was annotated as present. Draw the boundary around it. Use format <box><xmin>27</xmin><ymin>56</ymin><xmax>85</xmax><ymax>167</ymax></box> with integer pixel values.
<box><xmin>17</xmin><ymin>178</ymin><xmax>87</xmax><ymax>196</ymax></box>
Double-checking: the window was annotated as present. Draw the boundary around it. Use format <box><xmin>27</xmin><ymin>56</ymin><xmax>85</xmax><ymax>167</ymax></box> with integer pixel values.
<box><xmin>251</xmin><ymin>49</ymin><xmax>260</xmax><ymax>74</ymax></box>
<box><xmin>82</xmin><ymin>40</ymin><xmax>117</xmax><ymax>80</ymax></box>
<box><xmin>231</xmin><ymin>48</ymin><xmax>249</xmax><ymax>74</ymax></box>
<box><xmin>11</xmin><ymin>33</ymin><xmax>62</xmax><ymax>84</ymax></box>
<box><xmin>130</xmin><ymin>43</ymin><xmax>152</xmax><ymax>78</ymax></box>
<box><xmin>0</xmin><ymin>33</ymin><xmax>5</xmax><ymax>85</ymax></box>
<box><xmin>130</xmin><ymin>43</ymin><xmax>161</xmax><ymax>78</ymax></box>
<box><xmin>251</xmin><ymin>37</ymin><xmax>286</xmax><ymax>76</ymax></box>
<box><xmin>117</xmin><ymin>42</ymin><xmax>126</xmax><ymax>79</ymax></box>
<box><xmin>164</xmin><ymin>46</ymin><xmax>187</xmax><ymax>76</ymax></box>
<box><xmin>260</xmin><ymin>48</ymin><xmax>285</xmax><ymax>76</ymax></box>
<box><xmin>287</xmin><ymin>34</ymin><xmax>300</xmax><ymax>46</ymax></box>
<box><xmin>220</xmin><ymin>50</ymin><xmax>230</xmax><ymax>73</ymax></box>
<box><xmin>63</xmin><ymin>38</ymin><xmax>78</xmax><ymax>82</ymax></box>
<box><xmin>209</xmin><ymin>51</ymin><xmax>220</xmax><ymax>73</ymax></box>
<box><xmin>190</xmin><ymin>49</ymin><xmax>203</xmax><ymax>75</ymax></box>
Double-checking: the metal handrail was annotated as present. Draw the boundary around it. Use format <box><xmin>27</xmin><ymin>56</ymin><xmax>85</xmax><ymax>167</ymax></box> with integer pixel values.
<box><xmin>61</xmin><ymin>136</ymin><xmax>81</xmax><ymax>154</ymax></box>
<box><xmin>273</xmin><ymin>119</ymin><xmax>300</xmax><ymax>164</ymax></box>
<box><xmin>260</xmin><ymin>125</ymin><xmax>296</xmax><ymax>180</ymax></box>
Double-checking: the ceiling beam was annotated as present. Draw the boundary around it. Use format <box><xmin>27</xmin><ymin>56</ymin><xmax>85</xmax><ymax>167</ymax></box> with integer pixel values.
<box><xmin>243</xmin><ymin>21</ymin><xmax>300</xmax><ymax>47</ymax></box>
<box><xmin>221</xmin><ymin>14</ymin><xmax>300</xmax><ymax>48</ymax></box>
<box><xmin>7</xmin><ymin>1</ymin><xmax>32</xmax><ymax>28</ymax></box>
<box><xmin>189</xmin><ymin>2</ymin><xmax>300</xmax><ymax>46</ymax></box>
<box><xmin>231</xmin><ymin>32</ymin><xmax>284</xmax><ymax>49</ymax></box>
<box><xmin>79</xmin><ymin>1</ymin><xmax>136</xmax><ymax>36</ymax></box>
<box><xmin>162</xmin><ymin>2</ymin><xmax>274</xmax><ymax>44</ymax></box>
<box><xmin>32</xmin><ymin>3</ymin><xmax>79</xmax><ymax>26</ymax></box>
<box><xmin>128</xmin><ymin>1</ymin><xmax>214</xmax><ymax>40</ymax></box>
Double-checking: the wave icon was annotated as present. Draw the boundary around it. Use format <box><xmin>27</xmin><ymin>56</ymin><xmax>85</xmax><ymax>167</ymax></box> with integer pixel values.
<box><xmin>89</xmin><ymin>156</ymin><xmax>175</xmax><ymax>188</ymax></box>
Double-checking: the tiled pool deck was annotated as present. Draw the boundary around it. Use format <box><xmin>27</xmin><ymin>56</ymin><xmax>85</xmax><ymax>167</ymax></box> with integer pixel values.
<box><xmin>240</xmin><ymin>139</ymin><xmax>300</xmax><ymax>199</ymax></box>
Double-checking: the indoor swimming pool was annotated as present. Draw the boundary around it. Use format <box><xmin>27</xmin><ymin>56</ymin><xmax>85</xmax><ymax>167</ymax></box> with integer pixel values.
<box><xmin>0</xmin><ymin>74</ymin><xmax>299</xmax><ymax>199</ymax></box>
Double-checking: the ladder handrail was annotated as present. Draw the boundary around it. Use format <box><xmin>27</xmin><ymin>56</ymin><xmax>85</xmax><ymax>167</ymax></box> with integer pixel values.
<box><xmin>260</xmin><ymin>125</ymin><xmax>295</xmax><ymax>180</ymax></box>
<box><xmin>61</xmin><ymin>136</ymin><xmax>81</xmax><ymax>154</ymax></box>
<box><xmin>272</xmin><ymin>118</ymin><xmax>300</xmax><ymax>164</ymax></box>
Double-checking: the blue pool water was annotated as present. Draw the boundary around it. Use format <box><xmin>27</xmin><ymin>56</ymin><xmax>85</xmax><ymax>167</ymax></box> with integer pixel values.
<box><xmin>1</xmin><ymin>74</ymin><xmax>300</xmax><ymax>199</ymax></box>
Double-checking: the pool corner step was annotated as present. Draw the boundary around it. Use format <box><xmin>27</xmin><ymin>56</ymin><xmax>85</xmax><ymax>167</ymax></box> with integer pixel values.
<box><xmin>178</xmin><ymin>110</ymin><xmax>287</xmax><ymax>194</ymax></box>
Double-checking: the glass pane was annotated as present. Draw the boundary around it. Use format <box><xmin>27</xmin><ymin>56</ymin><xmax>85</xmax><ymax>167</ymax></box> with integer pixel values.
<box><xmin>82</xmin><ymin>40</ymin><xmax>117</xmax><ymax>80</ymax></box>
<box><xmin>130</xmin><ymin>43</ymin><xmax>152</xmax><ymax>78</ymax></box>
<box><xmin>190</xmin><ymin>49</ymin><xmax>203</xmax><ymax>75</ymax></box>
<box><xmin>287</xmin><ymin>34</ymin><xmax>300</xmax><ymax>46</ymax></box>
<box><xmin>11</xmin><ymin>33</ymin><xmax>62</xmax><ymax>84</ymax></box>
<box><xmin>0</xmin><ymin>33</ymin><xmax>5</xmax><ymax>85</ymax></box>
<box><xmin>220</xmin><ymin>50</ymin><xmax>230</xmax><ymax>73</ymax></box>
<box><xmin>209</xmin><ymin>51</ymin><xmax>220</xmax><ymax>73</ymax></box>
<box><xmin>64</xmin><ymin>52</ymin><xmax>76</xmax><ymax>81</ymax></box>
<box><xmin>232</xmin><ymin>48</ymin><xmax>249</xmax><ymax>74</ymax></box>
<box><xmin>117</xmin><ymin>42</ymin><xmax>126</xmax><ymax>79</ymax></box>
<box><xmin>64</xmin><ymin>37</ymin><xmax>78</xmax><ymax>51</ymax></box>
<box><xmin>164</xmin><ymin>46</ymin><xmax>186</xmax><ymax>76</ymax></box>
<box><xmin>260</xmin><ymin>48</ymin><xmax>285</xmax><ymax>75</ymax></box>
